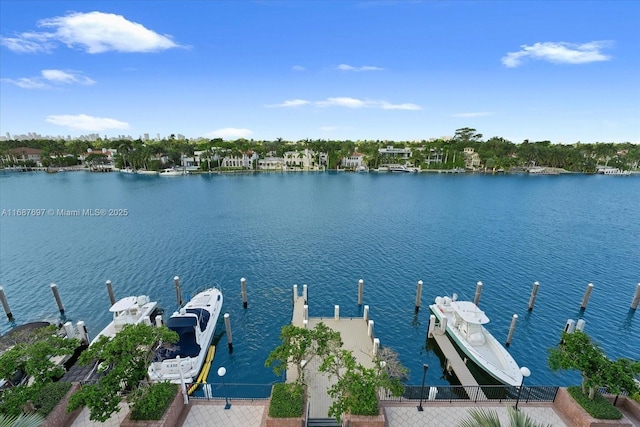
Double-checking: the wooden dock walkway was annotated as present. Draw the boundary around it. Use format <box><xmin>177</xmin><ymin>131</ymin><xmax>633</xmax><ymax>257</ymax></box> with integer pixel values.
<box><xmin>288</xmin><ymin>295</ymin><xmax>376</xmax><ymax>419</ymax></box>
<box><xmin>430</xmin><ymin>329</ymin><xmax>487</xmax><ymax>400</ymax></box>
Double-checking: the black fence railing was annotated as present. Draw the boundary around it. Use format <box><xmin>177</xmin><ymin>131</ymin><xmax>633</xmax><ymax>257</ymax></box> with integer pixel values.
<box><xmin>188</xmin><ymin>382</ymin><xmax>272</xmax><ymax>400</ymax></box>
<box><xmin>380</xmin><ymin>385</ymin><xmax>559</xmax><ymax>403</ymax></box>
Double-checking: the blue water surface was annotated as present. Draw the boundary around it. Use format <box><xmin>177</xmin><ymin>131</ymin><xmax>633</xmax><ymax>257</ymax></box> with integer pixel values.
<box><xmin>0</xmin><ymin>171</ymin><xmax>638</xmax><ymax>387</ymax></box>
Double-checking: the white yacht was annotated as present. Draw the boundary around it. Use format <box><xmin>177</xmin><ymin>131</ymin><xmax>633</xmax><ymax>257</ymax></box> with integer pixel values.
<box><xmin>90</xmin><ymin>295</ymin><xmax>159</xmax><ymax>345</ymax></box>
<box><xmin>148</xmin><ymin>288</ymin><xmax>223</xmax><ymax>383</ymax></box>
<box><xmin>429</xmin><ymin>295</ymin><xmax>522</xmax><ymax>386</ymax></box>
<box><xmin>159</xmin><ymin>167</ymin><xmax>188</xmax><ymax>176</ymax></box>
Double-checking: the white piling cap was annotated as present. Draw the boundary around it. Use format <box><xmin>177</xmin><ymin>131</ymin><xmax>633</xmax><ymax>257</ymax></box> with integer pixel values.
<box><xmin>241</xmin><ymin>277</ymin><xmax>246</xmax><ymax>282</ymax></box>
<box><xmin>477</xmin><ymin>281</ymin><xmax>483</xmax><ymax>286</ymax></box>
<box><xmin>513</xmin><ymin>314</ymin><xmax>518</xmax><ymax>319</ymax></box>
<box><xmin>418</xmin><ymin>280</ymin><xmax>423</xmax><ymax>285</ymax></box>
<box><xmin>106</xmin><ymin>280</ymin><xmax>111</xmax><ymax>284</ymax></box>
<box><xmin>174</xmin><ymin>276</ymin><xmax>180</xmax><ymax>281</ymax></box>
<box><xmin>50</xmin><ymin>283</ymin><xmax>57</xmax><ymax>288</ymax></box>
<box><xmin>224</xmin><ymin>313</ymin><xmax>229</xmax><ymax>319</ymax></box>
<box><xmin>359</xmin><ymin>279</ymin><xmax>364</xmax><ymax>283</ymax></box>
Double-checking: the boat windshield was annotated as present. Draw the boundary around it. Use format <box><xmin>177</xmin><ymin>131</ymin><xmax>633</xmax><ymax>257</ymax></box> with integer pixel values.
<box><xmin>186</xmin><ymin>308</ymin><xmax>210</xmax><ymax>332</ymax></box>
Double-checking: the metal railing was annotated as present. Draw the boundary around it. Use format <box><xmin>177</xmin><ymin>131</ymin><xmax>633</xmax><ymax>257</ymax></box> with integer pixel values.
<box><xmin>380</xmin><ymin>385</ymin><xmax>559</xmax><ymax>403</ymax></box>
<box><xmin>188</xmin><ymin>382</ymin><xmax>272</xmax><ymax>400</ymax></box>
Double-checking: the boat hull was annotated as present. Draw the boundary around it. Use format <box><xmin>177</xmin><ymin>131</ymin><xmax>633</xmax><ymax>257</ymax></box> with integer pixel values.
<box><xmin>148</xmin><ymin>288</ymin><xmax>223</xmax><ymax>384</ymax></box>
<box><xmin>429</xmin><ymin>300</ymin><xmax>522</xmax><ymax>386</ymax></box>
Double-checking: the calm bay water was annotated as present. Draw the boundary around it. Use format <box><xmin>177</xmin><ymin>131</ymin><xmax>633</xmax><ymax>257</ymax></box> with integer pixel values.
<box><xmin>0</xmin><ymin>171</ymin><xmax>638</xmax><ymax>387</ymax></box>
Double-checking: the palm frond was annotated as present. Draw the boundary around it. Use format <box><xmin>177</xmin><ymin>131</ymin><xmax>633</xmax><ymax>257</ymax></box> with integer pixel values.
<box><xmin>457</xmin><ymin>407</ymin><xmax>502</xmax><ymax>427</ymax></box>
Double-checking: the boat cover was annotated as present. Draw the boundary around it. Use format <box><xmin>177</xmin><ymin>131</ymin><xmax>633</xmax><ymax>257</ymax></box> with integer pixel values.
<box><xmin>451</xmin><ymin>301</ymin><xmax>490</xmax><ymax>324</ymax></box>
<box><xmin>163</xmin><ymin>316</ymin><xmax>200</xmax><ymax>358</ymax></box>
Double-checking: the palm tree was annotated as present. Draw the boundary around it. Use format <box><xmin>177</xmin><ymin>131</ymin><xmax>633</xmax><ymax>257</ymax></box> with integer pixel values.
<box><xmin>458</xmin><ymin>406</ymin><xmax>553</xmax><ymax>427</ymax></box>
<box><xmin>0</xmin><ymin>412</ymin><xmax>45</xmax><ymax>427</ymax></box>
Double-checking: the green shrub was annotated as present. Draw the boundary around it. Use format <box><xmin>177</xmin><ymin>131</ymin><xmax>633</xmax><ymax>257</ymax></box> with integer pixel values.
<box><xmin>268</xmin><ymin>383</ymin><xmax>304</xmax><ymax>418</ymax></box>
<box><xmin>128</xmin><ymin>382</ymin><xmax>178</xmax><ymax>421</ymax></box>
<box><xmin>33</xmin><ymin>381</ymin><xmax>72</xmax><ymax>416</ymax></box>
<box><xmin>568</xmin><ymin>386</ymin><xmax>622</xmax><ymax>420</ymax></box>
<box><xmin>632</xmin><ymin>392</ymin><xmax>640</xmax><ymax>404</ymax></box>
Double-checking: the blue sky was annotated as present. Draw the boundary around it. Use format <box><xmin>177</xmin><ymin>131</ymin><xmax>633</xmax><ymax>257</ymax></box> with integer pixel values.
<box><xmin>1</xmin><ymin>1</ymin><xmax>638</xmax><ymax>143</ymax></box>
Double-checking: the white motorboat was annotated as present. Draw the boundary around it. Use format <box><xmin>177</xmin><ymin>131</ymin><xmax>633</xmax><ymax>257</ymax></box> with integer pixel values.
<box><xmin>119</xmin><ymin>167</ymin><xmax>137</xmax><ymax>174</ymax></box>
<box><xmin>137</xmin><ymin>169</ymin><xmax>159</xmax><ymax>175</ymax></box>
<box><xmin>159</xmin><ymin>167</ymin><xmax>188</xmax><ymax>176</ymax></box>
<box><xmin>148</xmin><ymin>287</ymin><xmax>223</xmax><ymax>383</ymax></box>
<box><xmin>429</xmin><ymin>295</ymin><xmax>522</xmax><ymax>386</ymax></box>
<box><xmin>90</xmin><ymin>295</ymin><xmax>159</xmax><ymax>345</ymax></box>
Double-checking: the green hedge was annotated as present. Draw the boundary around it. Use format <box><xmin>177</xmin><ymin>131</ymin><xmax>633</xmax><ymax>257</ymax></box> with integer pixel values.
<box><xmin>567</xmin><ymin>386</ymin><xmax>622</xmax><ymax>420</ymax></box>
<box><xmin>268</xmin><ymin>383</ymin><xmax>304</xmax><ymax>418</ymax></box>
<box><xmin>129</xmin><ymin>382</ymin><xmax>178</xmax><ymax>420</ymax></box>
<box><xmin>34</xmin><ymin>381</ymin><xmax>72</xmax><ymax>416</ymax></box>
<box><xmin>0</xmin><ymin>381</ymin><xmax>71</xmax><ymax>418</ymax></box>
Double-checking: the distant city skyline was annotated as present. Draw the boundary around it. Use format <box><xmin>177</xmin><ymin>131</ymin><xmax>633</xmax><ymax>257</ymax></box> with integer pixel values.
<box><xmin>1</xmin><ymin>1</ymin><xmax>639</xmax><ymax>144</ymax></box>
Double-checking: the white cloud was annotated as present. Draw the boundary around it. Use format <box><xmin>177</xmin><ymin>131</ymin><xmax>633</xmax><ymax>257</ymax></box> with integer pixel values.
<box><xmin>45</xmin><ymin>114</ymin><xmax>129</xmax><ymax>131</ymax></box>
<box><xmin>316</xmin><ymin>97</ymin><xmax>368</xmax><ymax>108</ymax></box>
<box><xmin>2</xmin><ymin>69</ymin><xmax>95</xmax><ymax>89</ymax></box>
<box><xmin>292</xmin><ymin>65</ymin><xmax>305</xmax><ymax>71</ymax></box>
<box><xmin>1</xmin><ymin>11</ymin><xmax>181</xmax><ymax>54</ymax></box>
<box><xmin>42</xmin><ymin>69</ymin><xmax>95</xmax><ymax>85</ymax></box>
<box><xmin>1</xmin><ymin>77</ymin><xmax>48</xmax><ymax>89</ymax></box>
<box><xmin>268</xmin><ymin>97</ymin><xmax>422</xmax><ymax>110</ymax></box>
<box><xmin>379</xmin><ymin>101</ymin><xmax>422</xmax><ymax>111</ymax></box>
<box><xmin>452</xmin><ymin>112</ymin><xmax>494</xmax><ymax>118</ymax></box>
<box><xmin>207</xmin><ymin>128</ymin><xmax>253</xmax><ymax>139</ymax></box>
<box><xmin>266</xmin><ymin>99</ymin><xmax>311</xmax><ymax>108</ymax></box>
<box><xmin>337</xmin><ymin>64</ymin><xmax>384</xmax><ymax>72</ymax></box>
<box><xmin>502</xmin><ymin>41</ymin><xmax>612</xmax><ymax>67</ymax></box>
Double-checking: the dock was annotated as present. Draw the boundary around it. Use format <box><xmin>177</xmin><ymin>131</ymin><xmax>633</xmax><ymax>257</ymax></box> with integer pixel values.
<box><xmin>288</xmin><ymin>294</ymin><xmax>376</xmax><ymax>419</ymax></box>
<box><xmin>430</xmin><ymin>328</ymin><xmax>487</xmax><ymax>400</ymax></box>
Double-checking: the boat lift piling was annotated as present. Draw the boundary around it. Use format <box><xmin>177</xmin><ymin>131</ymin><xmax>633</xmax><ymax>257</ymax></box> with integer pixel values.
<box><xmin>50</xmin><ymin>283</ymin><xmax>65</xmax><ymax>314</ymax></box>
<box><xmin>506</xmin><ymin>314</ymin><xmax>518</xmax><ymax>347</ymax></box>
<box><xmin>0</xmin><ymin>286</ymin><xmax>13</xmax><ymax>321</ymax></box>
<box><xmin>105</xmin><ymin>280</ymin><xmax>116</xmax><ymax>306</ymax></box>
<box><xmin>580</xmin><ymin>283</ymin><xmax>594</xmax><ymax>310</ymax></box>
<box><xmin>174</xmin><ymin>276</ymin><xmax>182</xmax><ymax>307</ymax></box>
<box><xmin>528</xmin><ymin>281</ymin><xmax>539</xmax><ymax>311</ymax></box>
<box><xmin>357</xmin><ymin>279</ymin><xmax>364</xmax><ymax>305</ymax></box>
<box><xmin>415</xmin><ymin>280</ymin><xmax>423</xmax><ymax>312</ymax></box>
<box><xmin>240</xmin><ymin>277</ymin><xmax>248</xmax><ymax>308</ymax></box>
<box><xmin>631</xmin><ymin>283</ymin><xmax>640</xmax><ymax>310</ymax></box>
<box><xmin>473</xmin><ymin>281</ymin><xmax>483</xmax><ymax>306</ymax></box>
<box><xmin>224</xmin><ymin>313</ymin><xmax>233</xmax><ymax>352</ymax></box>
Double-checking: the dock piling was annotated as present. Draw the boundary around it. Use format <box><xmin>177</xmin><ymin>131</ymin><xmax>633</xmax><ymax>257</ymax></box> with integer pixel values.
<box><xmin>240</xmin><ymin>277</ymin><xmax>248</xmax><ymax>308</ymax></box>
<box><xmin>427</xmin><ymin>314</ymin><xmax>435</xmax><ymax>339</ymax></box>
<box><xmin>580</xmin><ymin>283</ymin><xmax>594</xmax><ymax>310</ymax></box>
<box><xmin>415</xmin><ymin>280</ymin><xmax>423</xmax><ymax>312</ymax></box>
<box><xmin>302</xmin><ymin>284</ymin><xmax>308</xmax><ymax>303</ymax></box>
<box><xmin>440</xmin><ymin>316</ymin><xmax>448</xmax><ymax>333</ymax></box>
<box><xmin>564</xmin><ymin>319</ymin><xmax>576</xmax><ymax>334</ymax></box>
<box><xmin>576</xmin><ymin>319</ymin><xmax>586</xmax><ymax>332</ymax></box>
<box><xmin>368</xmin><ymin>320</ymin><xmax>374</xmax><ymax>338</ymax></box>
<box><xmin>64</xmin><ymin>322</ymin><xmax>76</xmax><ymax>339</ymax></box>
<box><xmin>303</xmin><ymin>304</ymin><xmax>308</xmax><ymax>321</ymax></box>
<box><xmin>373</xmin><ymin>337</ymin><xmax>380</xmax><ymax>356</ymax></box>
<box><xmin>506</xmin><ymin>314</ymin><xmax>518</xmax><ymax>346</ymax></box>
<box><xmin>363</xmin><ymin>305</ymin><xmax>369</xmax><ymax>323</ymax></box>
<box><xmin>292</xmin><ymin>284</ymin><xmax>298</xmax><ymax>305</ymax></box>
<box><xmin>174</xmin><ymin>276</ymin><xmax>182</xmax><ymax>307</ymax></box>
<box><xmin>631</xmin><ymin>283</ymin><xmax>640</xmax><ymax>310</ymax></box>
<box><xmin>357</xmin><ymin>279</ymin><xmax>364</xmax><ymax>305</ymax></box>
<box><xmin>155</xmin><ymin>315</ymin><xmax>163</xmax><ymax>327</ymax></box>
<box><xmin>334</xmin><ymin>305</ymin><xmax>340</xmax><ymax>321</ymax></box>
<box><xmin>0</xmin><ymin>286</ymin><xmax>13</xmax><ymax>321</ymax></box>
<box><xmin>474</xmin><ymin>281</ymin><xmax>483</xmax><ymax>306</ymax></box>
<box><xmin>224</xmin><ymin>313</ymin><xmax>233</xmax><ymax>351</ymax></box>
<box><xmin>106</xmin><ymin>280</ymin><xmax>116</xmax><ymax>306</ymax></box>
<box><xmin>528</xmin><ymin>281</ymin><xmax>539</xmax><ymax>311</ymax></box>
<box><xmin>50</xmin><ymin>283</ymin><xmax>65</xmax><ymax>314</ymax></box>
<box><xmin>77</xmin><ymin>320</ymin><xmax>89</xmax><ymax>344</ymax></box>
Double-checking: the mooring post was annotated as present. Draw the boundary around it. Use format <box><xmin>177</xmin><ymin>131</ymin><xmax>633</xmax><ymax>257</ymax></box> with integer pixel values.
<box><xmin>368</xmin><ymin>320</ymin><xmax>374</xmax><ymax>338</ymax></box>
<box><xmin>440</xmin><ymin>316</ymin><xmax>448</xmax><ymax>333</ymax></box>
<box><xmin>358</xmin><ymin>279</ymin><xmax>364</xmax><ymax>305</ymax></box>
<box><xmin>292</xmin><ymin>284</ymin><xmax>298</xmax><ymax>305</ymax></box>
<box><xmin>105</xmin><ymin>280</ymin><xmax>116</xmax><ymax>306</ymax></box>
<box><xmin>506</xmin><ymin>314</ymin><xmax>518</xmax><ymax>346</ymax></box>
<box><xmin>174</xmin><ymin>276</ymin><xmax>182</xmax><ymax>307</ymax></box>
<box><xmin>631</xmin><ymin>283</ymin><xmax>640</xmax><ymax>310</ymax></box>
<box><xmin>373</xmin><ymin>337</ymin><xmax>380</xmax><ymax>356</ymax></box>
<box><xmin>334</xmin><ymin>305</ymin><xmax>340</xmax><ymax>321</ymax></box>
<box><xmin>474</xmin><ymin>281</ymin><xmax>483</xmax><ymax>306</ymax></box>
<box><xmin>528</xmin><ymin>281</ymin><xmax>539</xmax><ymax>311</ymax></box>
<box><xmin>302</xmin><ymin>284</ymin><xmax>308</xmax><ymax>303</ymax></box>
<box><xmin>576</xmin><ymin>319</ymin><xmax>586</xmax><ymax>332</ymax></box>
<box><xmin>50</xmin><ymin>283</ymin><xmax>65</xmax><ymax>314</ymax></box>
<box><xmin>415</xmin><ymin>280</ymin><xmax>423</xmax><ymax>312</ymax></box>
<box><xmin>240</xmin><ymin>277</ymin><xmax>248</xmax><ymax>308</ymax></box>
<box><xmin>427</xmin><ymin>314</ymin><xmax>436</xmax><ymax>339</ymax></box>
<box><xmin>303</xmin><ymin>304</ymin><xmax>308</xmax><ymax>321</ymax></box>
<box><xmin>64</xmin><ymin>322</ymin><xmax>76</xmax><ymax>339</ymax></box>
<box><xmin>224</xmin><ymin>313</ymin><xmax>233</xmax><ymax>351</ymax></box>
<box><xmin>363</xmin><ymin>305</ymin><xmax>369</xmax><ymax>323</ymax></box>
<box><xmin>0</xmin><ymin>286</ymin><xmax>13</xmax><ymax>321</ymax></box>
<box><xmin>155</xmin><ymin>314</ymin><xmax>163</xmax><ymax>327</ymax></box>
<box><xmin>580</xmin><ymin>283</ymin><xmax>594</xmax><ymax>310</ymax></box>
<box><xmin>303</xmin><ymin>319</ymin><xmax>308</xmax><ymax>329</ymax></box>
<box><xmin>77</xmin><ymin>320</ymin><xmax>89</xmax><ymax>344</ymax></box>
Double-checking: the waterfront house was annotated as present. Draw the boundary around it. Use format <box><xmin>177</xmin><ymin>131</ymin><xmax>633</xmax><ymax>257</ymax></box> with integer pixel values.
<box><xmin>463</xmin><ymin>147</ymin><xmax>481</xmax><ymax>170</ymax></box>
<box><xmin>6</xmin><ymin>147</ymin><xmax>44</xmax><ymax>166</ymax></box>
<box><xmin>341</xmin><ymin>152</ymin><xmax>366</xmax><ymax>170</ymax></box>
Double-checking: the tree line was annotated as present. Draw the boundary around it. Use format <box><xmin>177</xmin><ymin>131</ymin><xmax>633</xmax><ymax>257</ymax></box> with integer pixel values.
<box><xmin>1</xmin><ymin>128</ymin><xmax>639</xmax><ymax>172</ymax></box>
